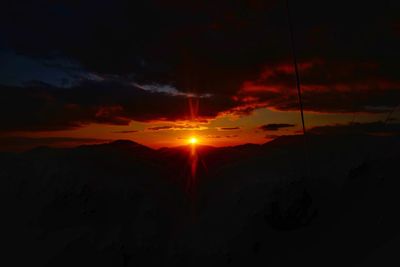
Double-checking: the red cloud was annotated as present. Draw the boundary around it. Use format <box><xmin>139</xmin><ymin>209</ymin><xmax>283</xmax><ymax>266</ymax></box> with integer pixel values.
<box><xmin>234</xmin><ymin>60</ymin><xmax>400</xmax><ymax>114</ymax></box>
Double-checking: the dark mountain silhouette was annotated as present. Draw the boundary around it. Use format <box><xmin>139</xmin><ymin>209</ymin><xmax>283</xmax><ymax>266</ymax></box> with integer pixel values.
<box><xmin>1</xmin><ymin>135</ymin><xmax>399</xmax><ymax>266</ymax></box>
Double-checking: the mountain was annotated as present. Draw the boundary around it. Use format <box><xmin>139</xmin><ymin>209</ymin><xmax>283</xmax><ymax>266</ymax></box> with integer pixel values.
<box><xmin>1</xmin><ymin>135</ymin><xmax>399</xmax><ymax>266</ymax></box>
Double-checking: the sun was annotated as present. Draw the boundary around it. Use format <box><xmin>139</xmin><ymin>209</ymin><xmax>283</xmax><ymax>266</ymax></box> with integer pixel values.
<box><xmin>189</xmin><ymin>137</ymin><xmax>198</xmax><ymax>145</ymax></box>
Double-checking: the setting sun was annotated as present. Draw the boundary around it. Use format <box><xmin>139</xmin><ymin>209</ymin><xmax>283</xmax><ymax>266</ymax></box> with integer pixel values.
<box><xmin>189</xmin><ymin>137</ymin><xmax>198</xmax><ymax>145</ymax></box>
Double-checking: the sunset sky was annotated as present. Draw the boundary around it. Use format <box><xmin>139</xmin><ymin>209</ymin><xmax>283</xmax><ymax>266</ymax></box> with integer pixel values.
<box><xmin>1</xmin><ymin>0</ymin><xmax>399</xmax><ymax>150</ymax></box>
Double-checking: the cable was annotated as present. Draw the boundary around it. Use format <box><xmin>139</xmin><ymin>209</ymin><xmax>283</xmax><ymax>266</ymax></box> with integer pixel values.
<box><xmin>285</xmin><ymin>0</ymin><xmax>306</xmax><ymax>136</ymax></box>
<box><xmin>285</xmin><ymin>0</ymin><xmax>311</xmax><ymax>179</ymax></box>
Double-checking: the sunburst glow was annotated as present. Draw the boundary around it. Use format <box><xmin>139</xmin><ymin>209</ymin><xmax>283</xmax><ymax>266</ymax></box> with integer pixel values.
<box><xmin>189</xmin><ymin>137</ymin><xmax>198</xmax><ymax>145</ymax></box>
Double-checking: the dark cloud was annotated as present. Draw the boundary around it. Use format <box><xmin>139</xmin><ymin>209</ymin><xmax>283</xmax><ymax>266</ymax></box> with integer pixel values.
<box><xmin>205</xmin><ymin>135</ymin><xmax>222</xmax><ymax>139</ymax></box>
<box><xmin>1</xmin><ymin>0</ymin><xmax>285</xmax><ymax>95</ymax></box>
<box><xmin>148</xmin><ymin>126</ymin><xmax>174</xmax><ymax>131</ymax></box>
<box><xmin>309</xmin><ymin>121</ymin><xmax>400</xmax><ymax>136</ymax></box>
<box><xmin>112</xmin><ymin>130</ymin><xmax>139</xmax><ymax>134</ymax></box>
<box><xmin>205</xmin><ymin>134</ymin><xmax>238</xmax><ymax>139</ymax></box>
<box><xmin>148</xmin><ymin>124</ymin><xmax>205</xmax><ymax>131</ymax></box>
<box><xmin>0</xmin><ymin>80</ymin><xmax>236</xmax><ymax>132</ymax></box>
<box><xmin>259</xmin><ymin>123</ymin><xmax>295</xmax><ymax>131</ymax></box>
<box><xmin>0</xmin><ymin>0</ymin><xmax>399</xmax><ymax>124</ymax></box>
<box><xmin>218</xmin><ymin>127</ymin><xmax>240</xmax><ymax>131</ymax></box>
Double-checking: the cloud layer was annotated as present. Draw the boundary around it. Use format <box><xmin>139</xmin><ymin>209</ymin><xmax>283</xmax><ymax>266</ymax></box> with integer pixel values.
<box><xmin>1</xmin><ymin>0</ymin><xmax>399</xmax><ymax>131</ymax></box>
<box><xmin>309</xmin><ymin>121</ymin><xmax>400</xmax><ymax>136</ymax></box>
<box><xmin>0</xmin><ymin>81</ymin><xmax>235</xmax><ymax>132</ymax></box>
<box><xmin>259</xmin><ymin>123</ymin><xmax>296</xmax><ymax>131</ymax></box>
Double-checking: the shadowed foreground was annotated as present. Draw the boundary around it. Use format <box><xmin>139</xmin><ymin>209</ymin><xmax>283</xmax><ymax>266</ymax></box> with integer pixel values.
<box><xmin>1</xmin><ymin>135</ymin><xmax>400</xmax><ymax>266</ymax></box>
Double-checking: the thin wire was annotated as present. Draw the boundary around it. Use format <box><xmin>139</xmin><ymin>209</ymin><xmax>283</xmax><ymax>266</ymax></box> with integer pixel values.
<box><xmin>285</xmin><ymin>0</ymin><xmax>306</xmax><ymax>136</ymax></box>
<box><xmin>285</xmin><ymin>0</ymin><xmax>311</xmax><ymax>179</ymax></box>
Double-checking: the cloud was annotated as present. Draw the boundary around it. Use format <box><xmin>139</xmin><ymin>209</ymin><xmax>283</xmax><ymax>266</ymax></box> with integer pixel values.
<box><xmin>225</xmin><ymin>135</ymin><xmax>239</xmax><ymax>138</ymax></box>
<box><xmin>112</xmin><ymin>130</ymin><xmax>139</xmax><ymax>134</ymax></box>
<box><xmin>205</xmin><ymin>135</ymin><xmax>222</xmax><ymax>139</ymax></box>
<box><xmin>236</xmin><ymin>60</ymin><xmax>400</xmax><ymax>114</ymax></box>
<box><xmin>0</xmin><ymin>0</ymin><xmax>399</xmax><ymax>125</ymax></box>
<box><xmin>147</xmin><ymin>124</ymin><xmax>208</xmax><ymax>131</ymax></box>
<box><xmin>205</xmin><ymin>134</ymin><xmax>238</xmax><ymax>139</ymax></box>
<box><xmin>308</xmin><ymin>121</ymin><xmax>400</xmax><ymax>136</ymax></box>
<box><xmin>218</xmin><ymin>127</ymin><xmax>240</xmax><ymax>131</ymax></box>
<box><xmin>147</xmin><ymin>126</ymin><xmax>174</xmax><ymax>131</ymax></box>
<box><xmin>259</xmin><ymin>123</ymin><xmax>296</xmax><ymax>131</ymax></box>
<box><xmin>0</xmin><ymin>80</ymin><xmax>235</xmax><ymax>132</ymax></box>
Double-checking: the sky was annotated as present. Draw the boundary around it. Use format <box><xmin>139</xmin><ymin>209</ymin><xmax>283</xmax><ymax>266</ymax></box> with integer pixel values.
<box><xmin>0</xmin><ymin>0</ymin><xmax>399</xmax><ymax>150</ymax></box>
